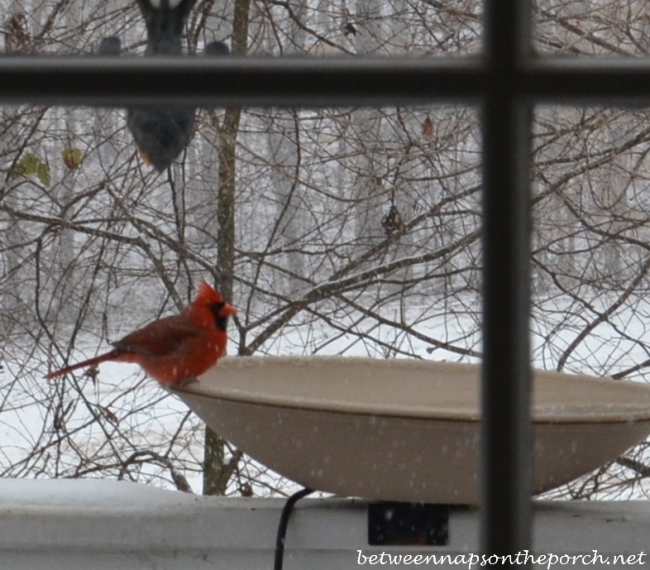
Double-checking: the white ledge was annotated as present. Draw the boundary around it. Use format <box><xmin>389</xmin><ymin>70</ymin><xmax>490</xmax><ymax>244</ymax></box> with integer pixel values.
<box><xmin>1</xmin><ymin>479</ymin><xmax>649</xmax><ymax>569</ymax></box>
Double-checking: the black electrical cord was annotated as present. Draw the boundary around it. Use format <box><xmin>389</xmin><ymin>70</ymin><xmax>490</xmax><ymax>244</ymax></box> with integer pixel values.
<box><xmin>274</xmin><ymin>487</ymin><xmax>314</xmax><ymax>570</ymax></box>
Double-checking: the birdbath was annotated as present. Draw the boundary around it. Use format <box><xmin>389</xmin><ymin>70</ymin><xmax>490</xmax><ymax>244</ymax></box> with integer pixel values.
<box><xmin>172</xmin><ymin>356</ymin><xmax>650</xmax><ymax>504</ymax></box>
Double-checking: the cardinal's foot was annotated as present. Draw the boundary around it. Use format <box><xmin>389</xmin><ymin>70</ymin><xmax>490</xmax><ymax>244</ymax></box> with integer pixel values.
<box><xmin>177</xmin><ymin>376</ymin><xmax>199</xmax><ymax>388</ymax></box>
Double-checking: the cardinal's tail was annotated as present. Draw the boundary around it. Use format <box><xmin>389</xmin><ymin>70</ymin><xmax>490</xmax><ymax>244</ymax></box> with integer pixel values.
<box><xmin>45</xmin><ymin>350</ymin><xmax>119</xmax><ymax>380</ymax></box>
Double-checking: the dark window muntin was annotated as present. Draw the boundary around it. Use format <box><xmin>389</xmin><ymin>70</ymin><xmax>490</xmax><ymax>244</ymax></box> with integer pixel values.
<box><xmin>2</xmin><ymin>57</ymin><xmax>650</xmax><ymax>107</ymax></box>
<box><xmin>0</xmin><ymin>0</ymin><xmax>641</xmax><ymax>562</ymax></box>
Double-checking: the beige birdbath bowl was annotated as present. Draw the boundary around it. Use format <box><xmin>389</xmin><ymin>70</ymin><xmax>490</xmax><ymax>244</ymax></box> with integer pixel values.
<box><xmin>173</xmin><ymin>356</ymin><xmax>650</xmax><ymax>504</ymax></box>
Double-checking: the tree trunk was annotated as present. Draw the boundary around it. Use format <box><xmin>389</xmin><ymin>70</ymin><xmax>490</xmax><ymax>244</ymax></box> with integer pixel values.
<box><xmin>202</xmin><ymin>0</ymin><xmax>250</xmax><ymax>497</ymax></box>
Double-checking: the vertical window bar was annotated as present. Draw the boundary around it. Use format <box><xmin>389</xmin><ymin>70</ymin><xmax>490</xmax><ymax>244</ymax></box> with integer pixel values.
<box><xmin>481</xmin><ymin>0</ymin><xmax>533</xmax><ymax>560</ymax></box>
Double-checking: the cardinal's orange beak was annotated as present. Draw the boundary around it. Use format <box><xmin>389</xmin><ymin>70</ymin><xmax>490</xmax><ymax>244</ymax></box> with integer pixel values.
<box><xmin>220</xmin><ymin>303</ymin><xmax>237</xmax><ymax>318</ymax></box>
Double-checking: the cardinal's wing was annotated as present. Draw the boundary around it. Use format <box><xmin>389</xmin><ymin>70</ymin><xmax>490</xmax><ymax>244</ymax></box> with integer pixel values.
<box><xmin>112</xmin><ymin>315</ymin><xmax>201</xmax><ymax>357</ymax></box>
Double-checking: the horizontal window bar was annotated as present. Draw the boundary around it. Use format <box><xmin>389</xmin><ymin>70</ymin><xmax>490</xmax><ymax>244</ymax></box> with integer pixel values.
<box><xmin>2</xmin><ymin>56</ymin><xmax>650</xmax><ymax>106</ymax></box>
<box><xmin>524</xmin><ymin>58</ymin><xmax>650</xmax><ymax>105</ymax></box>
<box><xmin>0</xmin><ymin>56</ymin><xmax>483</xmax><ymax>107</ymax></box>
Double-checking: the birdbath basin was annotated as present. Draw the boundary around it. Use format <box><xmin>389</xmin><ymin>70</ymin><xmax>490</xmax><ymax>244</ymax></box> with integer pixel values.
<box><xmin>173</xmin><ymin>356</ymin><xmax>650</xmax><ymax>504</ymax></box>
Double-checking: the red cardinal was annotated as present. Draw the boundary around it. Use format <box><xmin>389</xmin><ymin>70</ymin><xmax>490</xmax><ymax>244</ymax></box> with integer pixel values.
<box><xmin>46</xmin><ymin>281</ymin><xmax>236</xmax><ymax>385</ymax></box>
